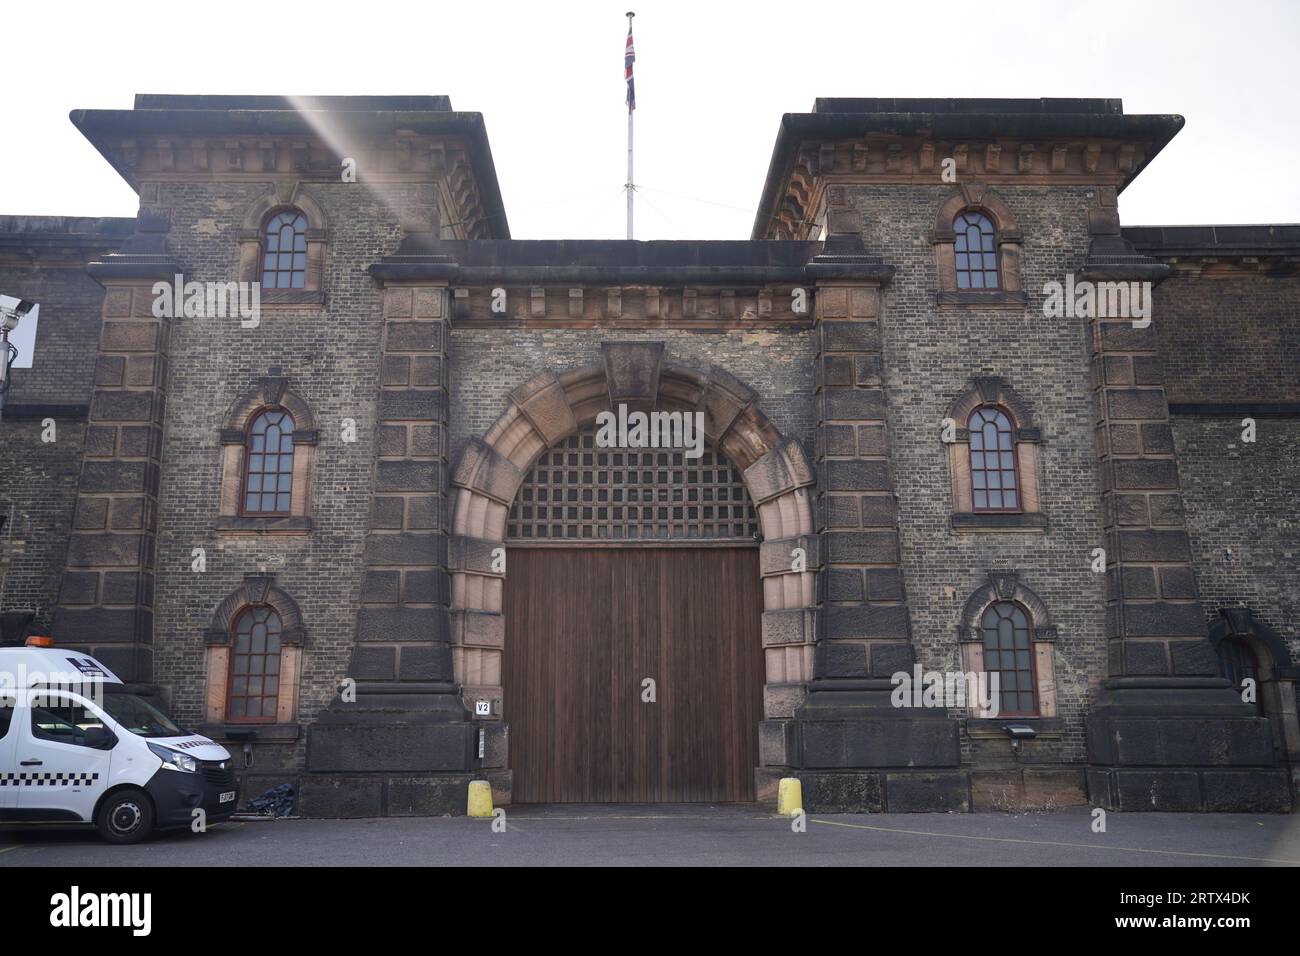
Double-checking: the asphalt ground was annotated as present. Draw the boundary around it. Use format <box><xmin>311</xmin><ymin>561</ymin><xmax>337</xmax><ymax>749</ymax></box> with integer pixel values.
<box><xmin>3</xmin><ymin>804</ymin><xmax>1298</xmax><ymax>867</ymax></box>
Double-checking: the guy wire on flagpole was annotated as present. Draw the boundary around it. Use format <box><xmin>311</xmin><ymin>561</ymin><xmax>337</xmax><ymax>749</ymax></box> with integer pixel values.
<box><xmin>625</xmin><ymin>11</ymin><xmax>635</xmax><ymax>241</ymax></box>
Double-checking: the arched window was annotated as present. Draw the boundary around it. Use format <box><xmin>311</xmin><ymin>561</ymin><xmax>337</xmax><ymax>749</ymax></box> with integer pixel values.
<box><xmin>981</xmin><ymin>602</ymin><xmax>1037</xmax><ymax>716</ymax></box>
<box><xmin>953</xmin><ymin>211</ymin><xmax>999</xmax><ymax>290</ymax></box>
<box><xmin>226</xmin><ymin>606</ymin><xmax>283</xmax><ymax>722</ymax></box>
<box><xmin>261</xmin><ymin>209</ymin><xmax>308</xmax><ymax>289</ymax></box>
<box><xmin>243</xmin><ymin>409</ymin><xmax>296</xmax><ymax>515</ymax></box>
<box><xmin>968</xmin><ymin>406</ymin><xmax>1019</xmax><ymax>512</ymax></box>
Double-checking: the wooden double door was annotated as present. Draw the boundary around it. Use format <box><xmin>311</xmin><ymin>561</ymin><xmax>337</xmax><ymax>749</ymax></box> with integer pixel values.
<box><xmin>503</xmin><ymin>547</ymin><xmax>764</xmax><ymax>804</ymax></box>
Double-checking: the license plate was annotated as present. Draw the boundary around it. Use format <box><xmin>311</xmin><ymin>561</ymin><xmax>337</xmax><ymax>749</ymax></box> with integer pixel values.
<box><xmin>219</xmin><ymin>791</ymin><xmax>236</xmax><ymax>804</ymax></box>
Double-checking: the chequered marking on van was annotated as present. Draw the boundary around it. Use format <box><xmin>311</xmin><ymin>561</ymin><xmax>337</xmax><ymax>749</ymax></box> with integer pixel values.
<box><xmin>172</xmin><ymin>739</ymin><xmax>215</xmax><ymax>750</ymax></box>
<box><xmin>0</xmin><ymin>772</ymin><xmax>100</xmax><ymax>787</ymax></box>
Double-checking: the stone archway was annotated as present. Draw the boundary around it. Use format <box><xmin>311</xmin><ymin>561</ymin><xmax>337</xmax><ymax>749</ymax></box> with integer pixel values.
<box><xmin>446</xmin><ymin>342</ymin><xmax>818</xmax><ymax>779</ymax></box>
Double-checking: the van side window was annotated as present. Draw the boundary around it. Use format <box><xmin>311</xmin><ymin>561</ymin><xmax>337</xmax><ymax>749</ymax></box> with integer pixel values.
<box><xmin>30</xmin><ymin>699</ymin><xmax>112</xmax><ymax>749</ymax></box>
<box><xmin>0</xmin><ymin>694</ymin><xmax>14</xmax><ymax>740</ymax></box>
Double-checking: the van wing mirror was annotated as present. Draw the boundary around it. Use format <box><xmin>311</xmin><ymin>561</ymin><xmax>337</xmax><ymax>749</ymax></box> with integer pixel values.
<box><xmin>82</xmin><ymin>726</ymin><xmax>117</xmax><ymax>750</ymax></box>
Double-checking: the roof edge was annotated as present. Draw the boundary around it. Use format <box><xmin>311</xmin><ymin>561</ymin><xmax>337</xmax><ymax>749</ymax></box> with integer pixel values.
<box><xmin>68</xmin><ymin>105</ymin><xmax>510</xmax><ymax>239</ymax></box>
<box><xmin>752</xmin><ymin>109</ymin><xmax>1185</xmax><ymax>239</ymax></box>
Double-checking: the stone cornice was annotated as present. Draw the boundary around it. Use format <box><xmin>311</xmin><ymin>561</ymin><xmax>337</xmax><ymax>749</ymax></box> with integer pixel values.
<box><xmin>369</xmin><ymin>239</ymin><xmax>891</xmax><ymax>284</ymax></box>
<box><xmin>368</xmin><ymin>238</ymin><xmax>893</xmax><ymax>327</ymax></box>
<box><xmin>754</xmin><ymin>111</ymin><xmax>1184</xmax><ymax>240</ymax></box>
<box><xmin>0</xmin><ymin>216</ymin><xmax>136</xmax><ymax>267</ymax></box>
<box><xmin>447</xmin><ymin>284</ymin><xmax>814</xmax><ymax>329</ymax></box>
<box><xmin>1153</xmin><ymin>256</ymin><xmax>1300</xmax><ymax>278</ymax></box>
<box><xmin>69</xmin><ymin>109</ymin><xmax>508</xmax><ymax>239</ymax></box>
<box><xmin>1122</xmin><ymin>225</ymin><xmax>1300</xmax><ymax>278</ymax></box>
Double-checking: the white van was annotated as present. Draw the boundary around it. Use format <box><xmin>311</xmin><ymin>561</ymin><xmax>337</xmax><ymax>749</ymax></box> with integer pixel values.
<box><xmin>0</xmin><ymin>639</ymin><xmax>239</xmax><ymax>844</ymax></box>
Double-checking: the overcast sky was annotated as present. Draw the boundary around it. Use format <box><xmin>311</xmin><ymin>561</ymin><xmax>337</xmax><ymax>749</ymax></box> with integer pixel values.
<box><xmin>3</xmin><ymin>0</ymin><xmax>1297</xmax><ymax>239</ymax></box>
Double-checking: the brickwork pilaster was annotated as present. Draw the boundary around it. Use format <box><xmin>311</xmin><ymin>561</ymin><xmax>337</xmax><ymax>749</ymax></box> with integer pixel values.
<box><xmin>1091</xmin><ymin>313</ymin><xmax>1218</xmax><ymax>678</ymax></box>
<box><xmin>813</xmin><ymin>281</ymin><xmax>914</xmax><ymax>681</ymax></box>
<box><xmin>306</xmin><ymin>284</ymin><xmax>471</xmax><ymax>777</ymax></box>
<box><xmin>349</xmin><ymin>286</ymin><xmax>453</xmax><ymax>690</ymax></box>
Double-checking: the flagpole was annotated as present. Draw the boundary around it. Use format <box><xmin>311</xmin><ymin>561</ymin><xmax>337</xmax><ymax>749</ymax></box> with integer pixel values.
<box><xmin>626</xmin><ymin>103</ymin><xmax>634</xmax><ymax>240</ymax></box>
<box><xmin>625</xmin><ymin>11</ymin><xmax>635</xmax><ymax>241</ymax></box>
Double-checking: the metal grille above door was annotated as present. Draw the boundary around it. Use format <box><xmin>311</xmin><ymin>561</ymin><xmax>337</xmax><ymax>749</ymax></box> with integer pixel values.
<box><xmin>506</xmin><ymin>427</ymin><xmax>759</xmax><ymax>543</ymax></box>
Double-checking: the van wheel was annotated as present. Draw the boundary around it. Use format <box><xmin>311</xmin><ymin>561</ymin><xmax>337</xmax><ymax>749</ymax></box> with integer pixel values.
<box><xmin>96</xmin><ymin>789</ymin><xmax>154</xmax><ymax>845</ymax></box>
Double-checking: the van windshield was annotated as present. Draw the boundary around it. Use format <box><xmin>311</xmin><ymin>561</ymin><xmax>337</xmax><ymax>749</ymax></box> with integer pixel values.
<box><xmin>100</xmin><ymin>689</ymin><xmax>185</xmax><ymax>738</ymax></box>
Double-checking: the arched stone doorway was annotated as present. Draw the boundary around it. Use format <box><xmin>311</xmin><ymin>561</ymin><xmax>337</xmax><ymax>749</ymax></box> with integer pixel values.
<box><xmin>447</xmin><ymin>343</ymin><xmax>817</xmax><ymax>802</ymax></box>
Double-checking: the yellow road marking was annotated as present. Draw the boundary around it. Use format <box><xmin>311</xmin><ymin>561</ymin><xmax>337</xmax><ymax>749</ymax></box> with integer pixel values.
<box><xmin>809</xmin><ymin>817</ymin><xmax>1300</xmax><ymax>865</ymax></box>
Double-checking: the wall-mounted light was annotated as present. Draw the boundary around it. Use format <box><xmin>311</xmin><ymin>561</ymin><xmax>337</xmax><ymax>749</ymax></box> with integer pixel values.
<box><xmin>1002</xmin><ymin>723</ymin><xmax>1037</xmax><ymax>755</ymax></box>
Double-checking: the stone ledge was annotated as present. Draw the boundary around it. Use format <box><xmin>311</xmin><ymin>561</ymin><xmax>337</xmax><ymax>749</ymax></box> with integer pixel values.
<box><xmin>935</xmin><ymin>290</ymin><xmax>1029</xmax><ymax>309</ymax></box>
<box><xmin>951</xmin><ymin>512</ymin><xmax>1048</xmax><ymax>533</ymax></box>
<box><xmin>215</xmin><ymin>514</ymin><xmax>313</xmax><ymax>535</ymax></box>
<box><xmin>198</xmin><ymin>722</ymin><xmax>301</xmax><ymax>743</ymax></box>
<box><xmin>259</xmin><ymin>290</ymin><xmax>326</xmax><ymax>309</ymax></box>
<box><xmin>0</xmin><ymin>402</ymin><xmax>90</xmax><ymax>420</ymax></box>
<box><xmin>964</xmin><ymin>716</ymin><xmax>1066</xmax><ymax>739</ymax></box>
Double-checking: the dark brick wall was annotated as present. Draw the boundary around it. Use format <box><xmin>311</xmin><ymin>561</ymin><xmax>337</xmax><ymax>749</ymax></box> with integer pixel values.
<box><xmin>849</xmin><ymin>183</ymin><xmax>1107</xmax><ymax>765</ymax></box>
<box><xmin>0</xmin><ymin>217</ymin><xmax>128</xmax><ymax>405</ymax></box>
<box><xmin>1174</xmin><ymin>415</ymin><xmax>1300</xmax><ymax>664</ymax></box>
<box><xmin>0</xmin><ymin>418</ymin><xmax>85</xmax><ymax>627</ymax></box>
<box><xmin>146</xmin><ymin>180</ymin><xmax>435</xmax><ymax>770</ymax></box>
<box><xmin>1153</xmin><ymin>276</ymin><xmax>1300</xmax><ymax>404</ymax></box>
<box><xmin>449</xmin><ymin>327</ymin><xmax>816</xmax><ymax>464</ymax></box>
<box><xmin>1152</xmin><ymin>271</ymin><xmax>1299</xmax><ymax>668</ymax></box>
<box><xmin>0</xmin><ymin>218</ymin><xmax>126</xmax><ymax>628</ymax></box>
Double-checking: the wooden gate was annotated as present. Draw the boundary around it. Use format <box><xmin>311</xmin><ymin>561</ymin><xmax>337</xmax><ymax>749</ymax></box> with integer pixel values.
<box><xmin>503</xmin><ymin>546</ymin><xmax>764</xmax><ymax>803</ymax></box>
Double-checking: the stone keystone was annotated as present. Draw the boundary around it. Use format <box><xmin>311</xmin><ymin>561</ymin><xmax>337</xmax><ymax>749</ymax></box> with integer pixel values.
<box><xmin>602</xmin><ymin>341</ymin><xmax>665</xmax><ymax>407</ymax></box>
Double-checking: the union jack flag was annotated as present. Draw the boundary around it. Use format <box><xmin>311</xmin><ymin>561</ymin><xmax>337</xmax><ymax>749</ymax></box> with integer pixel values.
<box><xmin>624</xmin><ymin>22</ymin><xmax>636</xmax><ymax>111</ymax></box>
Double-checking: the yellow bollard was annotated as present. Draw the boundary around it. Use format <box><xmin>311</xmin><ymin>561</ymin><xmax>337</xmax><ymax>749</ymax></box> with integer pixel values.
<box><xmin>467</xmin><ymin>779</ymin><xmax>494</xmax><ymax>817</ymax></box>
<box><xmin>777</xmin><ymin>777</ymin><xmax>803</xmax><ymax>817</ymax></box>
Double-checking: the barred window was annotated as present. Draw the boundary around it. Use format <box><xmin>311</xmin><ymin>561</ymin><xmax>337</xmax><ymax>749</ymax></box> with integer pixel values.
<box><xmin>981</xmin><ymin>602</ymin><xmax>1037</xmax><ymax>716</ymax></box>
<box><xmin>954</xmin><ymin>211</ymin><xmax>999</xmax><ymax>290</ymax></box>
<box><xmin>968</xmin><ymin>406</ymin><xmax>1019</xmax><ymax>512</ymax></box>
<box><xmin>227</xmin><ymin>606</ymin><xmax>283</xmax><ymax>722</ymax></box>
<box><xmin>243</xmin><ymin>409</ymin><xmax>296</xmax><ymax>515</ymax></box>
<box><xmin>261</xmin><ymin>210</ymin><xmax>308</xmax><ymax>289</ymax></box>
<box><xmin>507</xmin><ymin>427</ymin><xmax>758</xmax><ymax>542</ymax></box>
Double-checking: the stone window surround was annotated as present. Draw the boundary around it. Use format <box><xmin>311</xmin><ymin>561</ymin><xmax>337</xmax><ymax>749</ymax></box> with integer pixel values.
<box><xmin>932</xmin><ymin>183</ymin><xmax>1027</xmax><ymax>308</ymax></box>
<box><xmin>957</xmin><ymin>571</ymin><xmax>1058</xmax><ymax>722</ymax></box>
<box><xmin>216</xmin><ymin>376</ymin><xmax>318</xmax><ymax>535</ymax></box>
<box><xmin>237</xmin><ymin>183</ymin><xmax>329</xmax><ymax>308</ymax></box>
<box><xmin>201</xmin><ymin>573</ymin><xmax>307</xmax><ymax>737</ymax></box>
<box><xmin>944</xmin><ymin>376</ymin><xmax>1046</xmax><ymax>533</ymax></box>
